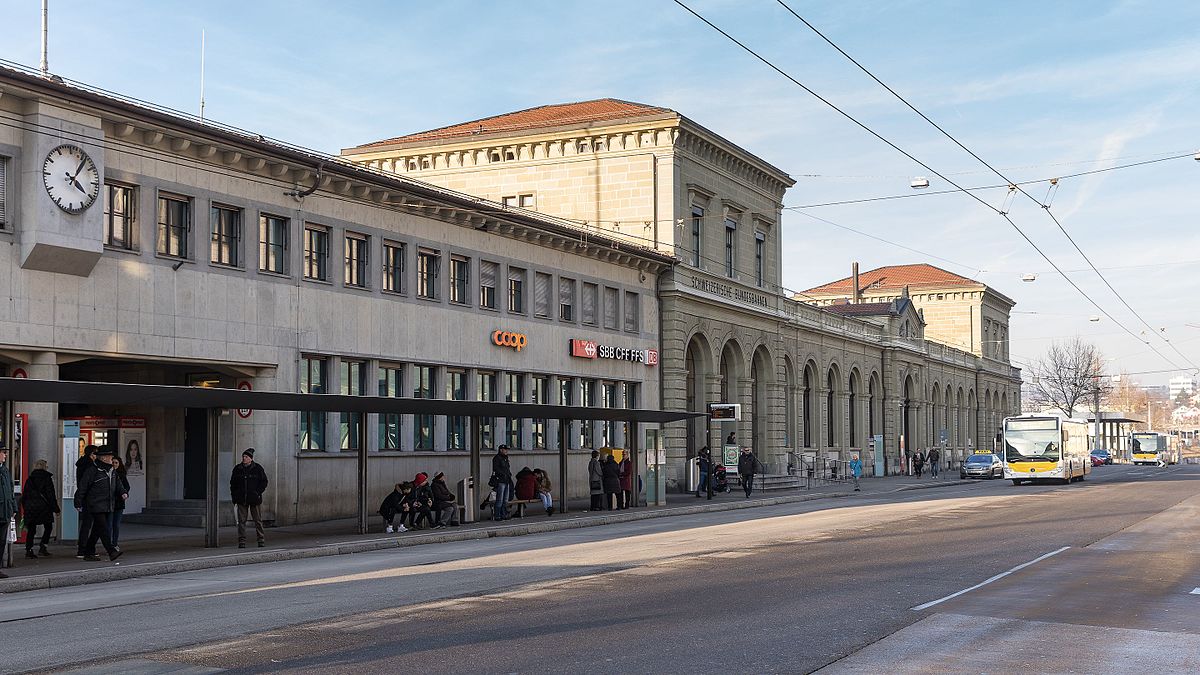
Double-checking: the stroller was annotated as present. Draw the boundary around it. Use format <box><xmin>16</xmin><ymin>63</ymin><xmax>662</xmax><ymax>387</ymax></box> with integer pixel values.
<box><xmin>711</xmin><ymin>464</ymin><xmax>731</xmax><ymax>493</ymax></box>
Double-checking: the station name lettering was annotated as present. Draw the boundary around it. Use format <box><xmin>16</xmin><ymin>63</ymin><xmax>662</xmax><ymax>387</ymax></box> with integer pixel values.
<box><xmin>691</xmin><ymin>276</ymin><xmax>769</xmax><ymax>308</ymax></box>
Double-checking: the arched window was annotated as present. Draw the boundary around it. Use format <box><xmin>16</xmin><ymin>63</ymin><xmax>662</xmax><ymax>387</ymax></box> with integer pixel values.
<box><xmin>827</xmin><ymin>369</ymin><xmax>838</xmax><ymax>447</ymax></box>
<box><xmin>803</xmin><ymin>367</ymin><xmax>813</xmax><ymax>447</ymax></box>
<box><xmin>848</xmin><ymin>375</ymin><xmax>858</xmax><ymax>447</ymax></box>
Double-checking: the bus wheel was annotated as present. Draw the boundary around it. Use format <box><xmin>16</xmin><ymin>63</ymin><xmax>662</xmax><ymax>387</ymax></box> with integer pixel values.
<box><xmin>1012</xmin><ymin>479</ymin><xmax>1022</xmax><ymax>486</ymax></box>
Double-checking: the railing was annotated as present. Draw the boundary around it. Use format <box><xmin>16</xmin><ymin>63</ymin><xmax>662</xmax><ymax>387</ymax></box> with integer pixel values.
<box><xmin>787</xmin><ymin>452</ymin><xmax>852</xmax><ymax>486</ymax></box>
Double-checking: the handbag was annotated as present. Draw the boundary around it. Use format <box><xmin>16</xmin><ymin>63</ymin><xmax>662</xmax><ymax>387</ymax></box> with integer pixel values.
<box><xmin>6</xmin><ymin>517</ymin><xmax>15</xmax><ymax>543</ymax></box>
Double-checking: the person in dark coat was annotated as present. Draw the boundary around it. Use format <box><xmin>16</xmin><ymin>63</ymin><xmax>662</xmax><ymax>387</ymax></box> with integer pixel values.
<box><xmin>927</xmin><ymin>447</ymin><xmax>941</xmax><ymax>478</ymax></box>
<box><xmin>230</xmin><ymin>448</ymin><xmax>268</xmax><ymax>548</ymax></box>
<box><xmin>695</xmin><ymin>446</ymin><xmax>711</xmax><ymax>498</ymax></box>
<box><xmin>491</xmin><ymin>444</ymin><xmax>514</xmax><ymax>521</ymax></box>
<box><xmin>409</xmin><ymin>473</ymin><xmax>434</xmax><ymax>530</ymax></box>
<box><xmin>913</xmin><ymin>450</ymin><xmax>925</xmax><ymax>478</ymax></box>
<box><xmin>618</xmin><ymin>453</ymin><xmax>633</xmax><ymax>509</ymax></box>
<box><xmin>75</xmin><ymin>444</ymin><xmax>98</xmax><ymax>558</ymax></box>
<box><xmin>588</xmin><ymin>450</ymin><xmax>604</xmax><ymax>511</ymax></box>
<box><xmin>73</xmin><ymin>446</ymin><xmax>123</xmax><ymax>562</ymax></box>
<box><xmin>515</xmin><ymin>467</ymin><xmax>538</xmax><ymax>501</ymax></box>
<box><xmin>737</xmin><ymin>446</ymin><xmax>764</xmax><ymax>498</ymax></box>
<box><xmin>601</xmin><ymin>454</ymin><xmax>621</xmax><ymax>510</ymax></box>
<box><xmin>379</xmin><ymin>483</ymin><xmax>408</xmax><ymax>533</ymax></box>
<box><xmin>22</xmin><ymin>459</ymin><xmax>60</xmax><ymax>558</ymax></box>
<box><xmin>431</xmin><ymin>472</ymin><xmax>459</xmax><ymax>528</ymax></box>
<box><xmin>0</xmin><ymin>447</ymin><xmax>15</xmax><ymax>577</ymax></box>
<box><xmin>109</xmin><ymin>456</ymin><xmax>132</xmax><ymax>548</ymax></box>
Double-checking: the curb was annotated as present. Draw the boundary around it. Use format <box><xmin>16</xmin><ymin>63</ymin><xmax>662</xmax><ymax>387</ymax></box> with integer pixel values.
<box><xmin>1</xmin><ymin>480</ymin><xmax>972</xmax><ymax>595</ymax></box>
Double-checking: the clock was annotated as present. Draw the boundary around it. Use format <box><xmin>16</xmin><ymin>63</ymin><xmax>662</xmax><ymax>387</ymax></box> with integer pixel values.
<box><xmin>42</xmin><ymin>143</ymin><xmax>100</xmax><ymax>214</ymax></box>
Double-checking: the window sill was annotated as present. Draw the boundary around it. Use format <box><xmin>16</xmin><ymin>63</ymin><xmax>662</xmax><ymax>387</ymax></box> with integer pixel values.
<box><xmin>417</xmin><ymin>295</ymin><xmax>441</xmax><ymax>303</ymax></box>
<box><xmin>104</xmin><ymin>245</ymin><xmax>141</xmax><ymax>256</ymax></box>
<box><xmin>209</xmin><ymin>261</ymin><xmax>244</xmax><ymax>271</ymax></box>
<box><xmin>449</xmin><ymin>300</ymin><xmax>472</xmax><ymax>308</ymax></box>
<box><xmin>155</xmin><ymin>253</ymin><xmax>192</xmax><ymax>265</ymax></box>
<box><xmin>303</xmin><ymin>276</ymin><xmax>332</xmax><ymax>285</ymax></box>
<box><xmin>344</xmin><ymin>283</ymin><xmax>372</xmax><ymax>292</ymax></box>
<box><xmin>479</xmin><ymin>305</ymin><xmax>499</xmax><ymax>312</ymax></box>
<box><xmin>258</xmin><ymin>269</ymin><xmax>292</xmax><ymax>280</ymax></box>
<box><xmin>382</xmin><ymin>289</ymin><xmax>407</xmax><ymax>298</ymax></box>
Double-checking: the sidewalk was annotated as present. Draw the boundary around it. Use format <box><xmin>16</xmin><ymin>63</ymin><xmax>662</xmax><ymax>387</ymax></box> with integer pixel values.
<box><xmin>0</xmin><ymin>473</ymin><xmax>966</xmax><ymax>594</ymax></box>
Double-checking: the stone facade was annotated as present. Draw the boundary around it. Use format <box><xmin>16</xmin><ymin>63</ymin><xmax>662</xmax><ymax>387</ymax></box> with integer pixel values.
<box><xmin>0</xmin><ymin>69</ymin><xmax>669</xmax><ymax>524</ymax></box>
<box><xmin>343</xmin><ymin>100</ymin><xmax>1023</xmax><ymax>484</ymax></box>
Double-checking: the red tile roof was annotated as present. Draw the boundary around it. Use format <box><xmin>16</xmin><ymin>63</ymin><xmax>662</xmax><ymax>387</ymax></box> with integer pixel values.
<box><xmin>347</xmin><ymin>99</ymin><xmax>673</xmax><ymax>150</ymax></box>
<box><xmin>804</xmin><ymin>264</ymin><xmax>980</xmax><ymax>296</ymax></box>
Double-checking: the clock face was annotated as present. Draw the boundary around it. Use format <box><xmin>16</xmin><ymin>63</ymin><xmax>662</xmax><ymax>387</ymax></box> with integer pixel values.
<box><xmin>43</xmin><ymin>144</ymin><xmax>100</xmax><ymax>214</ymax></box>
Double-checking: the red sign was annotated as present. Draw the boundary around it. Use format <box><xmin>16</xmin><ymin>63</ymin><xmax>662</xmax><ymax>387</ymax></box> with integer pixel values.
<box><xmin>237</xmin><ymin>381</ymin><xmax>253</xmax><ymax>418</ymax></box>
<box><xmin>569</xmin><ymin>339</ymin><xmax>656</xmax><ymax>367</ymax></box>
<box><xmin>646</xmin><ymin>349</ymin><xmax>659</xmax><ymax>366</ymax></box>
<box><xmin>11</xmin><ymin>368</ymin><xmax>27</xmax><ymax>379</ymax></box>
<box><xmin>571</xmin><ymin>339</ymin><xmax>598</xmax><ymax>359</ymax></box>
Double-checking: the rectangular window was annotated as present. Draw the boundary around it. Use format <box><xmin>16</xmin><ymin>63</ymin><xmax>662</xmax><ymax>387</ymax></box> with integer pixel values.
<box><xmin>478</xmin><ymin>371</ymin><xmax>497</xmax><ymax>449</ymax></box>
<box><xmin>304</xmin><ymin>225</ymin><xmax>329</xmax><ymax>281</ymax></box>
<box><xmin>691</xmin><ymin>206</ymin><xmax>704</xmax><ymax>267</ymax></box>
<box><xmin>579</xmin><ymin>379</ymin><xmax>595</xmax><ymax>449</ymax></box>
<box><xmin>519</xmin><ymin>193</ymin><xmax>534</xmax><ymax>208</ymax></box>
<box><xmin>603</xmin><ymin>286</ymin><xmax>620</xmax><ymax>330</ymax></box>
<box><xmin>259</xmin><ymin>213</ymin><xmax>289</xmax><ymax>275</ymax></box>
<box><xmin>417</xmin><ymin>247</ymin><xmax>440</xmax><ymax>299</ymax></box>
<box><xmin>755</xmin><ymin>231</ymin><xmax>765</xmax><ymax>288</ymax></box>
<box><xmin>506</xmin><ymin>372</ymin><xmax>524</xmax><ymax>449</ymax></box>
<box><xmin>104</xmin><ymin>183</ymin><xmax>136</xmax><ymax>250</ymax></box>
<box><xmin>559</xmin><ymin>277</ymin><xmax>576</xmax><ymax>322</ymax></box>
<box><xmin>581</xmin><ymin>282</ymin><xmax>598</xmax><ymax>326</ymax></box>
<box><xmin>725</xmin><ymin>217</ymin><xmax>737</xmax><ymax>278</ymax></box>
<box><xmin>502</xmin><ymin>194</ymin><xmax>535</xmax><ymax>208</ymax></box>
<box><xmin>156</xmin><ymin>193</ymin><xmax>191</xmax><ymax>258</ymax></box>
<box><xmin>300</xmin><ymin>356</ymin><xmax>327</xmax><ymax>451</ymax></box>
<box><xmin>413</xmin><ymin>365</ymin><xmax>435</xmax><ymax>450</ymax></box>
<box><xmin>344</xmin><ymin>233</ymin><xmax>369</xmax><ymax>288</ymax></box>
<box><xmin>531</xmin><ymin>376</ymin><xmax>548</xmax><ymax>449</ymax></box>
<box><xmin>508</xmin><ymin>266</ymin><xmax>526</xmax><ymax>313</ymax></box>
<box><xmin>340</xmin><ymin>360</ymin><xmax>365</xmax><ymax>451</ymax></box>
<box><xmin>378</xmin><ymin>366</ymin><xmax>402</xmax><ymax>451</ymax></box>
<box><xmin>501</xmin><ymin>195</ymin><xmax>518</xmax><ymax>207</ymax></box>
<box><xmin>534</xmin><ymin>272</ymin><xmax>552</xmax><ymax>318</ymax></box>
<box><xmin>383</xmin><ymin>241</ymin><xmax>405</xmax><ymax>293</ymax></box>
<box><xmin>480</xmin><ymin>260</ymin><xmax>498</xmax><ymax>309</ymax></box>
<box><xmin>209</xmin><ymin>204</ymin><xmax>241</xmax><ymax>266</ymax></box>
<box><xmin>0</xmin><ymin>157</ymin><xmax>7</xmax><ymax>228</ymax></box>
<box><xmin>623</xmin><ymin>291</ymin><xmax>640</xmax><ymax>333</ymax></box>
<box><xmin>450</xmin><ymin>255</ymin><xmax>470</xmax><ymax>305</ymax></box>
<box><xmin>447</xmin><ymin>370</ymin><xmax>467</xmax><ymax>451</ymax></box>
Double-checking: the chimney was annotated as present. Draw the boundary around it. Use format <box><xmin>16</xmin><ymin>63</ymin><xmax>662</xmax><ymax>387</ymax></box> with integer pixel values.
<box><xmin>851</xmin><ymin>262</ymin><xmax>861</xmax><ymax>304</ymax></box>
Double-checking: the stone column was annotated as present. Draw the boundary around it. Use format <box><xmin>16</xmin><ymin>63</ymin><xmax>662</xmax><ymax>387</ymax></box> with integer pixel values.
<box><xmin>18</xmin><ymin>352</ymin><xmax>59</xmax><ymax>469</ymax></box>
<box><xmin>433</xmin><ymin>366</ymin><xmax>448</xmax><ymax>452</ymax></box>
<box><xmin>704</xmin><ymin>375</ymin><xmax>724</xmax><ymax>452</ymax></box>
<box><xmin>737</xmin><ymin>376</ymin><xmax>754</xmax><ymax>451</ymax></box>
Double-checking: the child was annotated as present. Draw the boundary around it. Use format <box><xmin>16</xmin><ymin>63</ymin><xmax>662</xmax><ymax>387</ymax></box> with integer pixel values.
<box><xmin>378</xmin><ymin>483</ymin><xmax>408</xmax><ymax>533</ymax></box>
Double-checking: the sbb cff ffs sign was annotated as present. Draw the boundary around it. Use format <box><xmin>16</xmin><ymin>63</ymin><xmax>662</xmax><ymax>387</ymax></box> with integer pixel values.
<box><xmin>569</xmin><ymin>339</ymin><xmax>658</xmax><ymax>366</ymax></box>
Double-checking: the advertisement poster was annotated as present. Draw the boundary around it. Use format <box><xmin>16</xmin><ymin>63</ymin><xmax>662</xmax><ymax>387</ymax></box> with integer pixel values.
<box><xmin>723</xmin><ymin>444</ymin><xmax>739</xmax><ymax>475</ymax></box>
<box><xmin>118</xmin><ymin>427</ymin><xmax>147</xmax><ymax>515</ymax></box>
<box><xmin>60</xmin><ymin>421</ymin><xmax>80</xmax><ymax>540</ymax></box>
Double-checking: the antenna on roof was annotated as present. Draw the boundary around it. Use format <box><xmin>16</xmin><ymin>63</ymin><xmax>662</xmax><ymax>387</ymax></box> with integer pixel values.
<box><xmin>199</xmin><ymin>29</ymin><xmax>206</xmax><ymax>120</ymax></box>
<box><xmin>39</xmin><ymin>0</ymin><xmax>49</xmax><ymax>77</ymax></box>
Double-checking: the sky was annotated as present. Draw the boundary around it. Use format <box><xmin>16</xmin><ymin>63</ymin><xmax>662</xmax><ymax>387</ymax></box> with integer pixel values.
<box><xmin>2</xmin><ymin>0</ymin><xmax>1199</xmax><ymax>385</ymax></box>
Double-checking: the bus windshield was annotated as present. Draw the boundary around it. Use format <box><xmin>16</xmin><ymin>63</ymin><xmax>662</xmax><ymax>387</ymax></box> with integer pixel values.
<box><xmin>1005</xmin><ymin>428</ymin><xmax>1061</xmax><ymax>462</ymax></box>
<box><xmin>1131</xmin><ymin>435</ymin><xmax>1159</xmax><ymax>454</ymax></box>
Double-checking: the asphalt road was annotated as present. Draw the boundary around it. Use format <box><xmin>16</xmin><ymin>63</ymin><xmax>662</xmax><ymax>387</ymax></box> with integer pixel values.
<box><xmin>7</xmin><ymin>464</ymin><xmax>1198</xmax><ymax>674</ymax></box>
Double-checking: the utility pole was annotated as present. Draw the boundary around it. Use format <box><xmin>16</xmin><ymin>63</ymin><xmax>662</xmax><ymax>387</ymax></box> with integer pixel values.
<box><xmin>1093</xmin><ymin>375</ymin><xmax>1101</xmax><ymax>452</ymax></box>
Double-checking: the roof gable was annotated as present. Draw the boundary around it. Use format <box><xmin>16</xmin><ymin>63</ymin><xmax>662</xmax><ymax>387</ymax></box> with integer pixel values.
<box><xmin>804</xmin><ymin>263</ymin><xmax>980</xmax><ymax>296</ymax></box>
<box><xmin>347</xmin><ymin>99</ymin><xmax>672</xmax><ymax>150</ymax></box>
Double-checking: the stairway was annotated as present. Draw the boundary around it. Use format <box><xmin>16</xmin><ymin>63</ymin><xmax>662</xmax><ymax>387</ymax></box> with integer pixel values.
<box><xmin>755</xmin><ymin>474</ymin><xmax>805</xmax><ymax>491</ymax></box>
<box><xmin>122</xmin><ymin>499</ymin><xmax>237</xmax><ymax>528</ymax></box>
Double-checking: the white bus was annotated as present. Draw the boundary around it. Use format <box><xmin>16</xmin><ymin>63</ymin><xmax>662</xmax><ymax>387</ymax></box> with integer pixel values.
<box><xmin>1003</xmin><ymin>415</ymin><xmax>1091</xmax><ymax>485</ymax></box>
<box><xmin>1130</xmin><ymin>431</ymin><xmax>1165</xmax><ymax>466</ymax></box>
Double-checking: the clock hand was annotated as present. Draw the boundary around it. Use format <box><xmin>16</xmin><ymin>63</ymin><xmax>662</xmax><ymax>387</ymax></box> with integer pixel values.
<box><xmin>70</xmin><ymin>176</ymin><xmax>87</xmax><ymax>194</ymax></box>
<box><xmin>72</xmin><ymin>158</ymin><xmax>87</xmax><ymax>180</ymax></box>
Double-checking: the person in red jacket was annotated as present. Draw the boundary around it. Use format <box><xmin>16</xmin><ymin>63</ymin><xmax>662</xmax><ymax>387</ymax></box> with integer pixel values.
<box><xmin>618</xmin><ymin>453</ymin><xmax>633</xmax><ymax>509</ymax></box>
<box><xmin>515</xmin><ymin>467</ymin><xmax>538</xmax><ymax>501</ymax></box>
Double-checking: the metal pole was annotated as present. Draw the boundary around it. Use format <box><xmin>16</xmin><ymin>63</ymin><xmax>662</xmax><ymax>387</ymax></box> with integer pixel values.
<box><xmin>470</xmin><ymin>415</ymin><xmax>480</xmax><ymax>521</ymax></box>
<box><xmin>630</xmin><ymin>421</ymin><xmax>640</xmax><ymax>507</ymax></box>
<box><xmin>205</xmin><ymin>408</ymin><xmax>219</xmax><ymax>548</ymax></box>
<box><xmin>558</xmin><ymin>419</ymin><xmax>568</xmax><ymax>514</ymax></box>
<box><xmin>357</xmin><ymin>411</ymin><xmax>368</xmax><ymax>535</ymax></box>
<box><xmin>40</xmin><ymin>0</ymin><xmax>49</xmax><ymax>77</ymax></box>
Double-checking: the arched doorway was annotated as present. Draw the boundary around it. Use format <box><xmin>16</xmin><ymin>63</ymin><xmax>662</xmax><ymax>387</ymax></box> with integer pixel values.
<box><xmin>751</xmin><ymin>346</ymin><xmax>773</xmax><ymax>458</ymax></box>
<box><xmin>719</xmin><ymin>340</ymin><xmax>744</xmax><ymax>446</ymax></box>
<box><xmin>826</xmin><ymin>366</ymin><xmax>841</xmax><ymax>449</ymax></box>
<box><xmin>684</xmin><ymin>334</ymin><xmax>713</xmax><ymax>455</ymax></box>
<box><xmin>803</xmin><ymin>361</ymin><xmax>818</xmax><ymax>448</ymax></box>
<box><xmin>902</xmin><ymin>374</ymin><xmax>915</xmax><ymax>458</ymax></box>
<box><xmin>784</xmin><ymin>357</ymin><xmax>797</xmax><ymax>449</ymax></box>
<box><xmin>848</xmin><ymin>369</ymin><xmax>861</xmax><ymax>448</ymax></box>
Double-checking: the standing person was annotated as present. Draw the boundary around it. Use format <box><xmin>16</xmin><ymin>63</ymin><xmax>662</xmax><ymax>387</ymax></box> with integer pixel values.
<box><xmin>601</xmin><ymin>454</ymin><xmax>621</xmax><ymax>510</ymax></box>
<box><xmin>0</xmin><ymin>447</ymin><xmax>15</xmax><ymax>577</ymax></box>
<box><xmin>75</xmin><ymin>445</ymin><xmax>98</xmax><ymax>559</ymax></box>
<box><xmin>491</xmin><ymin>444</ymin><xmax>514</xmax><ymax>521</ymax></box>
<box><xmin>430</xmin><ymin>472</ymin><xmax>459</xmax><ymax>528</ymax></box>
<box><xmin>533</xmin><ymin>468</ymin><xmax>554</xmax><ymax>516</ymax></box>
<box><xmin>618</xmin><ymin>452</ymin><xmax>633</xmax><ymax>509</ymax></box>
<box><xmin>913</xmin><ymin>449</ymin><xmax>925</xmax><ymax>478</ymax></box>
<box><xmin>22</xmin><ymin>459</ymin><xmax>60</xmax><ymax>558</ymax></box>
<box><xmin>737</xmin><ymin>446</ymin><xmax>764</xmax><ymax>498</ymax></box>
<box><xmin>378</xmin><ymin>483</ymin><xmax>408</xmax><ymax>533</ymax></box>
<box><xmin>588</xmin><ymin>450</ymin><xmax>604</xmax><ymax>511</ymax></box>
<box><xmin>73</xmin><ymin>446</ymin><xmax>123</xmax><ymax>562</ymax></box>
<box><xmin>928</xmin><ymin>447</ymin><xmax>941</xmax><ymax>478</ymax></box>
<box><xmin>849</xmin><ymin>453</ymin><xmax>863</xmax><ymax>492</ymax></box>
<box><xmin>108</xmin><ymin>457</ymin><xmax>131</xmax><ymax>548</ymax></box>
<box><xmin>230</xmin><ymin>448</ymin><xmax>268</xmax><ymax>549</ymax></box>
<box><xmin>726</xmin><ymin>432</ymin><xmax>737</xmax><ymax>447</ymax></box>
<box><xmin>695</xmin><ymin>446</ymin><xmax>711</xmax><ymax>498</ymax></box>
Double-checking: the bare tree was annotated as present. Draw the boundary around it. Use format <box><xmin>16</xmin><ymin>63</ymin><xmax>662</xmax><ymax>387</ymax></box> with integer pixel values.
<box><xmin>1027</xmin><ymin>338</ymin><xmax>1109</xmax><ymax>418</ymax></box>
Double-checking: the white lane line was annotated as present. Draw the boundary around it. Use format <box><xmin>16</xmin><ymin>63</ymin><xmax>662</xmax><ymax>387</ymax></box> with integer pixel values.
<box><xmin>1191</xmin><ymin>588</ymin><xmax>1200</xmax><ymax>595</ymax></box>
<box><xmin>911</xmin><ymin>546</ymin><xmax>1071</xmax><ymax>611</ymax></box>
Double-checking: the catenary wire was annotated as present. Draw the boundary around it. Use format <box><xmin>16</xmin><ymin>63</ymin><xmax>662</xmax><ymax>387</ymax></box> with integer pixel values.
<box><xmin>774</xmin><ymin>0</ymin><xmax>1200</xmax><ymax>372</ymax></box>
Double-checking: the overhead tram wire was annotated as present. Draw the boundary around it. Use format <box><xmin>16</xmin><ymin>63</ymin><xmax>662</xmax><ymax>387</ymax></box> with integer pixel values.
<box><xmin>792</xmin><ymin>210</ymin><xmax>984</xmax><ymax>276</ymax></box>
<box><xmin>773</xmin><ymin>0</ymin><xmax>1200</xmax><ymax>372</ymax></box>
<box><xmin>671</xmin><ymin>0</ymin><xmax>1183</xmax><ymax>371</ymax></box>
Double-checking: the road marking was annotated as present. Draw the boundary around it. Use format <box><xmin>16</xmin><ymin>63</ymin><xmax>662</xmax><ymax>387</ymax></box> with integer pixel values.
<box><xmin>911</xmin><ymin>546</ymin><xmax>1071</xmax><ymax>611</ymax></box>
<box><xmin>1191</xmin><ymin>588</ymin><xmax>1200</xmax><ymax>595</ymax></box>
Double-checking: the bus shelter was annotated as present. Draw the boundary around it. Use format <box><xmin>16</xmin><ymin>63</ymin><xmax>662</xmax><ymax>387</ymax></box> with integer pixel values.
<box><xmin>0</xmin><ymin>377</ymin><xmax>702</xmax><ymax>547</ymax></box>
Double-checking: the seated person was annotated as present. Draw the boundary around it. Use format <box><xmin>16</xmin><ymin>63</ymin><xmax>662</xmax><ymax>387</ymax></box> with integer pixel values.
<box><xmin>430</xmin><ymin>472</ymin><xmax>459</xmax><ymax>528</ymax></box>
<box><xmin>534</xmin><ymin>468</ymin><xmax>554</xmax><ymax>516</ymax></box>
<box><xmin>409</xmin><ymin>473</ymin><xmax>434</xmax><ymax>529</ymax></box>
<box><xmin>515</xmin><ymin>467</ymin><xmax>538</xmax><ymax>501</ymax></box>
<box><xmin>378</xmin><ymin>483</ymin><xmax>408</xmax><ymax>533</ymax></box>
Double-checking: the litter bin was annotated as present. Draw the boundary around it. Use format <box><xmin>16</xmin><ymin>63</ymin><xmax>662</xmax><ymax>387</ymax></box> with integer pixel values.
<box><xmin>457</xmin><ymin>477</ymin><xmax>475</xmax><ymax>523</ymax></box>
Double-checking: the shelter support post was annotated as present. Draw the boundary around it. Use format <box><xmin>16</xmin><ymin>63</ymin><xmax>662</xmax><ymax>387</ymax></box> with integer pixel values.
<box><xmin>558</xmin><ymin>418</ymin><xmax>568</xmax><ymax>515</ymax></box>
<box><xmin>630</xmin><ymin>421</ymin><xmax>640</xmax><ymax>507</ymax></box>
<box><xmin>357</xmin><ymin>412</ymin><xmax>368</xmax><ymax>535</ymax></box>
<box><xmin>470</xmin><ymin>416</ymin><xmax>480</xmax><ymax>519</ymax></box>
<box><xmin>205</xmin><ymin>408</ymin><xmax>219</xmax><ymax>548</ymax></box>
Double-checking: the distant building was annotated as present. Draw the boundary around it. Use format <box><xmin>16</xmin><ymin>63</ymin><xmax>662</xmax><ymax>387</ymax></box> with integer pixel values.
<box><xmin>1169</xmin><ymin>375</ymin><xmax>1196</xmax><ymax>401</ymax></box>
